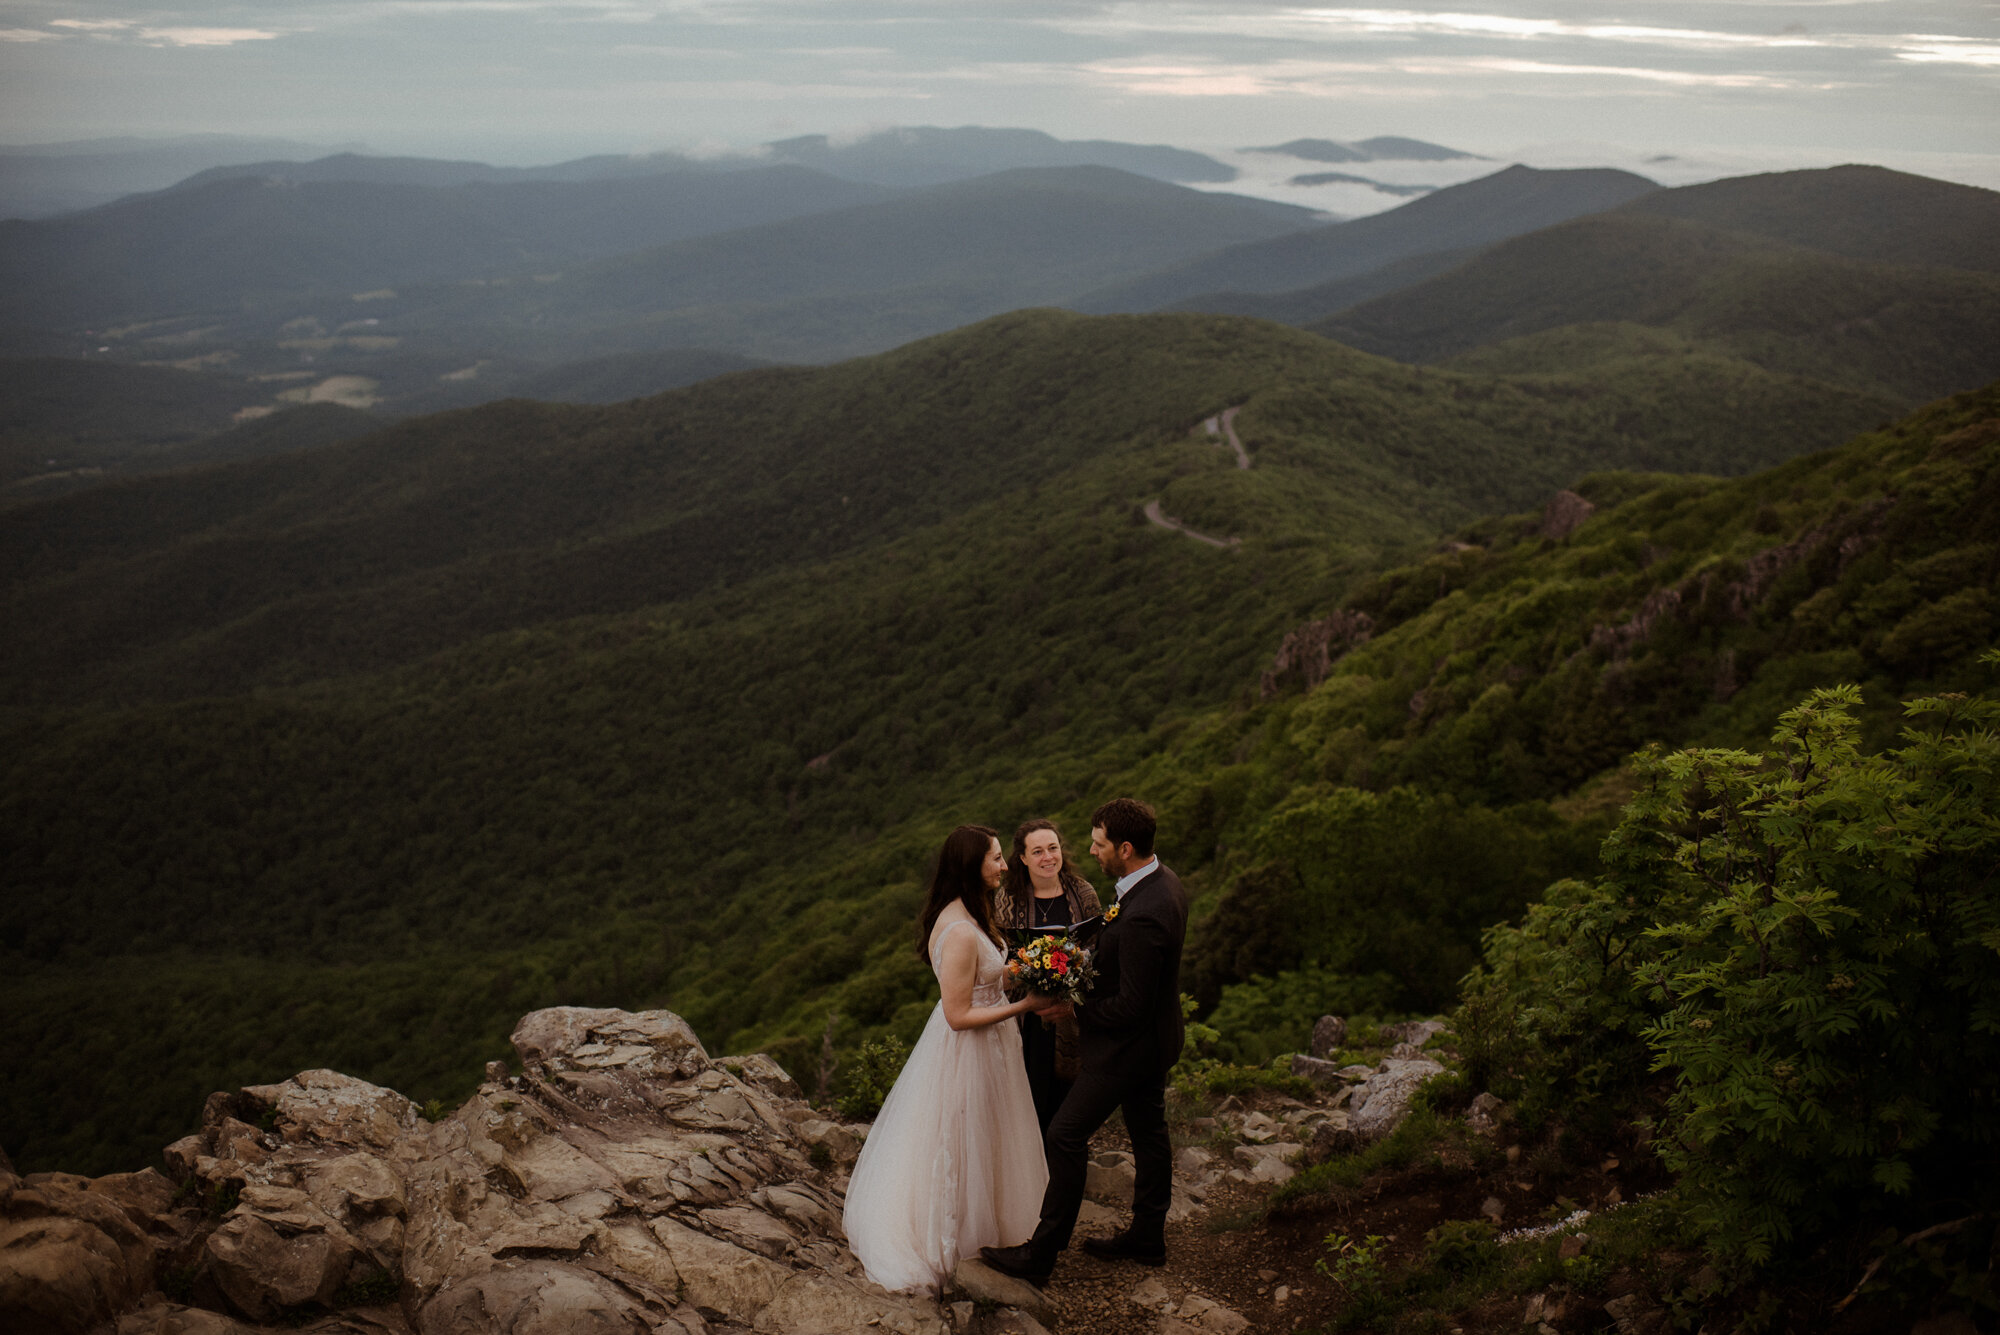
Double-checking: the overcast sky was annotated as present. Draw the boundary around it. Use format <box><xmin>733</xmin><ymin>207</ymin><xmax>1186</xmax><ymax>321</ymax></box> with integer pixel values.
<box><xmin>1</xmin><ymin>1</ymin><xmax>1994</xmax><ymax>185</ymax></box>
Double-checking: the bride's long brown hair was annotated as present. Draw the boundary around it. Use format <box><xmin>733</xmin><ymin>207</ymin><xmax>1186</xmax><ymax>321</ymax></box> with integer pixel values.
<box><xmin>915</xmin><ymin>824</ymin><xmax>1004</xmax><ymax>961</ymax></box>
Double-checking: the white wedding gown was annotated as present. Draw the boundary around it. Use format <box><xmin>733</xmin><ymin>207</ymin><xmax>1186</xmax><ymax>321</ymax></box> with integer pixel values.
<box><xmin>842</xmin><ymin>915</ymin><xmax>1048</xmax><ymax>1293</ymax></box>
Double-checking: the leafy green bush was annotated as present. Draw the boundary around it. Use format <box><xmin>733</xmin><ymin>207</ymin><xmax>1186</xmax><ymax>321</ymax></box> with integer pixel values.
<box><xmin>1315</xmin><ymin>1230</ymin><xmax>1391</xmax><ymax>1292</ymax></box>
<box><xmin>1196</xmin><ymin>965</ymin><xmax>1396</xmax><ymax>1065</ymax></box>
<box><xmin>1186</xmin><ymin>790</ymin><xmax>1601</xmax><ymax>1012</ymax></box>
<box><xmin>1423</xmin><ymin>1218</ymin><xmax>1500</xmax><ymax>1274</ymax></box>
<box><xmin>833</xmin><ymin>1035</ymin><xmax>910</xmax><ymax>1121</ymax></box>
<box><xmin>1638</xmin><ymin>673</ymin><xmax>2000</xmax><ymax>1263</ymax></box>
<box><xmin>1460</xmin><ymin>660</ymin><xmax>2000</xmax><ymax>1267</ymax></box>
<box><xmin>1453</xmin><ymin>870</ymin><xmax>1665</xmax><ymax>1122</ymax></box>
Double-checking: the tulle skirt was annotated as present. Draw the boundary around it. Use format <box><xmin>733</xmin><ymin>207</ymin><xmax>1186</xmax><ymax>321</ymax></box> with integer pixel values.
<box><xmin>842</xmin><ymin>1003</ymin><xmax>1048</xmax><ymax>1293</ymax></box>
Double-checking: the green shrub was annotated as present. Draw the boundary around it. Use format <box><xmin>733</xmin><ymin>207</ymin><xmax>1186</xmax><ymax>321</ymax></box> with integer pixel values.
<box><xmin>1197</xmin><ymin>966</ymin><xmax>1398</xmax><ymax>1065</ymax></box>
<box><xmin>833</xmin><ymin>1035</ymin><xmax>910</xmax><ymax>1121</ymax></box>
<box><xmin>1637</xmin><ymin>673</ymin><xmax>2000</xmax><ymax>1264</ymax></box>
<box><xmin>1458</xmin><ymin>660</ymin><xmax>2000</xmax><ymax>1268</ymax></box>
<box><xmin>1424</xmin><ymin>1218</ymin><xmax>1499</xmax><ymax>1274</ymax></box>
<box><xmin>1315</xmin><ymin>1230</ymin><xmax>1391</xmax><ymax>1293</ymax></box>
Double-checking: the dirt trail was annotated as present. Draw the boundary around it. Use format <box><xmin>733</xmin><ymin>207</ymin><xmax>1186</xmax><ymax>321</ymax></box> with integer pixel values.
<box><xmin>1199</xmin><ymin>405</ymin><xmax>1251</xmax><ymax>470</ymax></box>
<box><xmin>1144</xmin><ymin>498</ymin><xmax>1241</xmax><ymax>550</ymax></box>
<box><xmin>1041</xmin><ymin>1082</ymin><xmax>1665</xmax><ymax>1335</ymax></box>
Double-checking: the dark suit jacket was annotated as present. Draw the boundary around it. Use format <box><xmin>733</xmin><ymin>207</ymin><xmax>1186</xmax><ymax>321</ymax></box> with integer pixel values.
<box><xmin>1076</xmin><ymin>862</ymin><xmax>1189</xmax><ymax>1084</ymax></box>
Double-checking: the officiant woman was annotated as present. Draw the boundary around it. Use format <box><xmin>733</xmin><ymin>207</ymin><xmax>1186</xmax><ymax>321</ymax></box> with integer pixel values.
<box><xmin>994</xmin><ymin>819</ymin><xmax>1103</xmax><ymax>1130</ymax></box>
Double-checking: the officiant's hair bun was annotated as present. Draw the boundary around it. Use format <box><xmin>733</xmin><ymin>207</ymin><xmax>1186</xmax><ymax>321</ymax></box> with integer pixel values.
<box><xmin>1091</xmin><ymin>798</ymin><xmax>1156</xmax><ymax>856</ymax></box>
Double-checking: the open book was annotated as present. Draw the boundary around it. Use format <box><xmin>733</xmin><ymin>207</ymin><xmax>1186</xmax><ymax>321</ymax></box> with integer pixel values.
<box><xmin>1006</xmin><ymin>913</ymin><xmax>1105</xmax><ymax>951</ymax></box>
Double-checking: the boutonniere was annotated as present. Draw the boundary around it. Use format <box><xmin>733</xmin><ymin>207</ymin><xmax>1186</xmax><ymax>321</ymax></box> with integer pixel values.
<box><xmin>1104</xmin><ymin>903</ymin><xmax>1121</xmax><ymax>925</ymax></box>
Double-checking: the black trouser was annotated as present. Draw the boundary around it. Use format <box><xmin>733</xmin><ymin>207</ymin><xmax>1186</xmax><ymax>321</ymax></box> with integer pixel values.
<box><xmin>1021</xmin><ymin>1017</ymin><xmax>1072</xmax><ymax>1133</ymax></box>
<box><xmin>1028</xmin><ymin>1062</ymin><xmax>1172</xmax><ymax>1262</ymax></box>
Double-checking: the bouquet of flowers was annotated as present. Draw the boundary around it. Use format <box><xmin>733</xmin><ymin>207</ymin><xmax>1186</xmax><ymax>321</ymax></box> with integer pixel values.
<box><xmin>1004</xmin><ymin>925</ymin><xmax>1100</xmax><ymax>1005</ymax></box>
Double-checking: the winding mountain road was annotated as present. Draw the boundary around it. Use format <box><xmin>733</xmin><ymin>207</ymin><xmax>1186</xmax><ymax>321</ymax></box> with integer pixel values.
<box><xmin>1143</xmin><ymin>404</ymin><xmax>1251</xmax><ymax>549</ymax></box>
<box><xmin>1200</xmin><ymin>405</ymin><xmax>1251</xmax><ymax>469</ymax></box>
<box><xmin>1143</xmin><ymin>499</ymin><xmax>1241</xmax><ymax>549</ymax></box>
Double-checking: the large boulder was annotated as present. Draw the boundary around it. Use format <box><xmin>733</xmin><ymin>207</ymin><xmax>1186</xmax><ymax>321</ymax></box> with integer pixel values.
<box><xmin>239</xmin><ymin>1071</ymin><xmax>422</xmax><ymax>1154</ymax></box>
<box><xmin>114</xmin><ymin>1299</ymin><xmax>262</xmax><ymax>1333</ymax></box>
<box><xmin>1349</xmin><ymin>1056</ymin><xmax>1447</xmax><ymax>1141</ymax></box>
<box><xmin>413</xmin><ymin>1261</ymin><xmax>657</xmax><ymax>1335</ymax></box>
<box><xmin>0</xmin><ymin>1174</ymin><xmax>157</xmax><ymax>1335</ymax></box>
<box><xmin>204</xmin><ymin>1207</ymin><xmax>359</xmax><ymax>1322</ymax></box>
<box><xmin>510</xmin><ymin>1008</ymin><xmax>710</xmax><ymax>1084</ymax></box>
<box><xmin>302</xmin><ymin>1153</ymin><xmax>407</xmax><ymax>1274</ymax></box>
<box><xmin>716</xmin><ymin>1054</ymin><xmax>806</xmax><ymax>1102</ymax></box>
<box><xmin>8</xmin><ymin>1007</ymin><xmax>947</xmax><ymax>1335</ymax></box>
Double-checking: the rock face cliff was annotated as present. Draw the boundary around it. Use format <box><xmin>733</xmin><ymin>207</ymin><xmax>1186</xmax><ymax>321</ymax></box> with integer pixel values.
<box><xmin>0</xmin><ymin>1007</ymin><xmax>942</xmax><ymax>1335</ymax></box>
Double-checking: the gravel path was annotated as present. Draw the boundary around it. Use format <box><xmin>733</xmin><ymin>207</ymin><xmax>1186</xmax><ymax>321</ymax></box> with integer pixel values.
<box><xmin>1143</xmin><ymin>498</ymin><xmax>1241</xmax><ymax>550</ymax></box>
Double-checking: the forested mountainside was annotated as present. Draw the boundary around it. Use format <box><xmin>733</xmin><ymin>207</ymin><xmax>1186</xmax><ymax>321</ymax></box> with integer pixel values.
<box><xmin>0</xmin><ymin>310</ymin><xmax>1891</xmax><ymax>709</ymax></box>
<box><xmin>1166</xmin><ymin>167</ymin><xmax>2000</xmax><ymax>387</ymax></box>
<box><xmin>1073</xmin><ymin>164</ymin><xmax>1658</xmax><ymax>313</ymax></box>
<box><xmin>1312</xmin><ymin>211</ymin><xmax>2000</xmax><ymax>403</ymax></box>
<box><xmin>1</xmin><ymin>300</ymin><xmax>1985</xmax><ymax>1176</ymax></box>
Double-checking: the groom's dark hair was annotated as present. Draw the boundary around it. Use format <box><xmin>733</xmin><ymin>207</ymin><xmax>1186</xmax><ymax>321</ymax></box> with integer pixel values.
<box><xmin>1091</xmin><ymin>798</ymin><xmax>1156</xmax><ymax>857</ymax></box>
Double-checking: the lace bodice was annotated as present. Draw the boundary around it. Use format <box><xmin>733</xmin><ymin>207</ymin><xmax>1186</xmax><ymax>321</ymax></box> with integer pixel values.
<box><xmin>930</xmin><ymin>917</ymin><xmax>1008</xmax><ymax>1008</ymax></box>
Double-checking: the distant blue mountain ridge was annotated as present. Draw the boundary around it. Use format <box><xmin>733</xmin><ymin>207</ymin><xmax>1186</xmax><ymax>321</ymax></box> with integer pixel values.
<box><xmin>1248</xmin><ymin>136</ymin><xmax>1485</xmax><ymax>164</ymax></box>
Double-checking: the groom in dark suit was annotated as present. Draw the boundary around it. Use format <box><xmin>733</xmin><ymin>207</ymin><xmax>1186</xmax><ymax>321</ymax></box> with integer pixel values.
<box><xmin>982</xmin><ymin>797</ymin><xmax>1190</xmax><ymax>1283</ymax></box>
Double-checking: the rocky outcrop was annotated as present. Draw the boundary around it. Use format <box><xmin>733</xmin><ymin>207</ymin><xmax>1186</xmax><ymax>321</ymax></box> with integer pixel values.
<box><xmin>1349</xmin><ymin>1056</ymin><xmax>1448</xmax><ymax>1141</ymax></box>
<box><xmin>1584</xmin><ymin>499</ymin><xmax>1892</xmax><ymax>664</ymax></box>
<box><xmin>1259</xmin><ymin>610</ymin><xmax>1374</xmax><ymax>699</ymax></box>
<box><xmin>1539</xmin><ymin>490</ymin><xmax>1596</xmax><ymax>542</ymax></box>
<box><xmin>0</xmin><ymin>1008</ymin><xmax>932</xmax><ymax>1335</ymax></box>
<box><xmin>0</xmin><ymin>1166</ymin><xmax>160</xmax><ymax>1333</ymax></box>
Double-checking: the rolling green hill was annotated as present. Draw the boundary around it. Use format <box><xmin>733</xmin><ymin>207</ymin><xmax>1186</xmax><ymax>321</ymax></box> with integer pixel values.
<box><xmin>1309</xmin><ymin>211</ymin><xmax>2000</xmax><ymax>403</ymax></box>
<box><xmin>0</xmin><ymin>310</ymin><xmax>1895</xmax><ymax>709</ymax></box>
<box><xmin>0</xmin><ymin>307</ymin><xmax>1940</xmax><ymax>1176</ymax></box>
<box><xmin>1073</xmin><ymin>164</ymin><xmax>1658</xmax><ymax>313</ymax></box>
<box><xmin>1620</xmin><ymin>163</ymin><xmax>2000</xmax><ymax>272</ymax></box>
<box><xmin>1161</xmin><ymin>247</ymin><xmax>1477</xmax><ymax>326</ymax></box>
<box><xmin>0</xmin><ymin>358</ymin><xmax>265</xmax><ymax>486</ymax></box>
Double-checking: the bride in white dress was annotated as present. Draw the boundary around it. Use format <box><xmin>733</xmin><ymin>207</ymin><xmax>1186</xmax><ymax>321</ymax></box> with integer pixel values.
<box><xmin>843</xmin><ymin>824</ymin><xmax>1056</xmax><ymax>1294</ymax></box>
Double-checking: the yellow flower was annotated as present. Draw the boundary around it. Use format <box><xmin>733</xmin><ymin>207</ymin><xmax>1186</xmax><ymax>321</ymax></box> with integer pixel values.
<box><xmin>1104</xmin><ymin>904</ymin><xmax>1121</xmax><ymax>924</ymax></box>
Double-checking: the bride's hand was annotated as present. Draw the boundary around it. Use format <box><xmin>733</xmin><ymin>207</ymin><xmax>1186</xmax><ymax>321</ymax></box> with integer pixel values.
<box><xmin>1033</xmin><ymin>999</ymin><xmax>1074</xmax><ymax>1021</ymax></box>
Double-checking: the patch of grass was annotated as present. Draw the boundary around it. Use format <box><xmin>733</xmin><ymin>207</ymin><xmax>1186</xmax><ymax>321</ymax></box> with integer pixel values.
<box><xmin>1268</xmin><ymin>1106</ymin><xmax>1450</xmax><ymax>1210</ymax></box>
<box><xmin>1204</xmin><ymin>1203</ymin><xmax>1264</xmax><ymax>1235</ymax></box>
<box><xmin>1175</xmin><ymin>1060</ymin><xmax>1314</xmax><ymax>1102</ymax></box>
